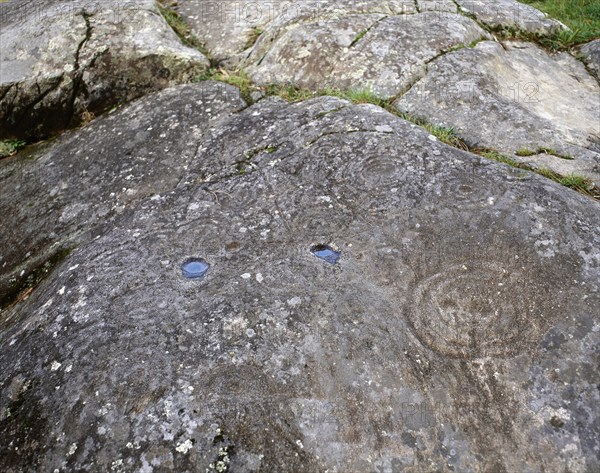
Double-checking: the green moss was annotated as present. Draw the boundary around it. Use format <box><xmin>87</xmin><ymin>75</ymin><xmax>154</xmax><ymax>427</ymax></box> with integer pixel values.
<box><xmin>244</xmin><ymin>145</ymin><xmax>278</xmax><ymax>159</ymax></box>
<box><xmin>350</xmin><ymin>28</ymin><xmax>370</xmax><ymax>47</ymax></box>
<box><xmin>516</xmin><ymin>148</ymin><xmax>537</xmax><ymax>157</ymax></box>
<box><xmin>468</xmin><ymin>38</ymin><xmax>484</xmax><ymax>48</ymax></box>
<box><xmin>516</xmin><ymin>147</ymin><xmax>573</xmax><ymax>159</ymax></box>
<box><xmin>0</xmin><ymin>140</ymin><xmax>27</xmax><ymax>158</ymax></box>
<box><xmin>550</xmin><ymin>415</ymin><xmax>565</xmax><ymax>429</ymax></box>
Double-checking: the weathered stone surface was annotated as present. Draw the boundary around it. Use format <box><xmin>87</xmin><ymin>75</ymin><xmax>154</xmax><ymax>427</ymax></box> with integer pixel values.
<box><xmin>418</xmin><ymin>0</ymin><xmax>457</xmax><ymax>13</ymax></box>
<box><xmin>581</xmin><ymin>39</ymin><xmax>600</xmax><ymax>76</ymax></box>
<box><xmin>395</xmin><ymin>41</ymin><xmax>600</xmax><ymax>184</ymax></box>
<box><xmin>241</xmin><ymin>10</ymin><xmax>489</xmax><ymax>98</ymax></box>
<box><xmin>179</xmin><ymin>0</ymin><xmax>421</xmax><ymax>64</ymax></box>
<box><xmin>455</xmin><ymin>0</ymin><xmax>566</xmax><ymax>33</ymax></box>
<box><xmin>177</xmin><ymin>0</ymin><xmax>289</xmax><ymax>62</ymax></box>
<box><xmin>0</xmin><ymin>0</ymin><xmax>209</xmax><ymax>140</ymax></box>
<box><xmin>1</xmin><ymin>85</ymin><xmax>599</xmax><ymax>472</ymax></box>
<box><xmin>0</xmin><ymin>82</ymin><xmax>246</xmax><ymax>311</ymax></box>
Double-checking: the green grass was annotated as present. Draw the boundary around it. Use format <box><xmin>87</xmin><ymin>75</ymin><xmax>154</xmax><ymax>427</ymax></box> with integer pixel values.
<box><xmin>0</xmin><ymin>139</ymin><xmax>26</xmax><ymax>158</ymax></box>
<box><xmin>316</xmin><ymin>88</ymin><xmax>388</xmax><ymax>107</ymax></box>
<box><xmin>263</xmin><ymin>83</ymin><xmax>315</xmax><ymax>102</ymax></box>
<box><xmin>558</xmin><ymin>173</ymin><xmax>595</xmax><ymax>192</ymax></box>
<box><xmin>480</xmin><ymin>150</ymin><xmax>524</xmax><ymax>167</ymax></box>
<box><xmin>397</xmin><ymin>112</ymin><xmax>468</xmax><ymax>149</ymax></box>
<box><xmin>194</xmin><ymin>68</ymin><xmax>257</xmax><ymax>103</ymax></box>
<box><xmin>521</xmin><ymin>0</ymin><xmax>600</xmax><ymax>45</ymax></box>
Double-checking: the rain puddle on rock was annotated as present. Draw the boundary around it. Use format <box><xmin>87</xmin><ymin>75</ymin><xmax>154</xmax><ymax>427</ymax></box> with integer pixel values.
<box><xmin>181</xmin><ymin>258</ymin><xmax>210</xmax><ymax>279</ymax></box>
<box><xmin>311</xmin><ymin>244</ymin><xmax>341</xmax><ymax>265</ymax></box>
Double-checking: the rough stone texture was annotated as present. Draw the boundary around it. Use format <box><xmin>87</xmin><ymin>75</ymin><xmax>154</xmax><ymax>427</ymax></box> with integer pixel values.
<box><xmin>0</xmin><ymin>82</ymin><xmax>247</xmax><ymax>311</ymax></box>
<box><xmin>581</xmin><ymin>39</ymin><xmax>600</xmax><ymax>76</ymax></box>
<box><xmin>455</xmin><ymin>0</ymin><xmax>566</xmax><ymax>33</ymax></box>
<box><xmin>177</xmin><ymin>0</ymin><xmax>290</xmax><ymax>62</ymax></box>
<box><xmin>418</xmin><ymin>0</ymin><xmax>457</xmax><ymax>13</ymax></box>
<box><xmin>395</xmin><ymin>41</ymin><xmax>600</xmax><ymax>185</ymax></box>
<box><xmin>0</xmin><ymin>0</ymin><xmax>210</xmax><ymax>140</ymax></box>
<box><xmin>241</xmin><ymin>10</ymin><xmax>489</xmax><ymax>98</ymax></box>
<box><xmin>179</xmin><ymin>0</ymin><xmax>423</xmax><ymax>64</ymax></box>
<box><xmin>1</xmin><ymin>84</ymin><xmax>599</xmax><ymax>472</ymax></box>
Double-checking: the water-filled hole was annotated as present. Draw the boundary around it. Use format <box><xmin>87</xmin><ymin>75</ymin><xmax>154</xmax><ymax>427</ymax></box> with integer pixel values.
<box><xmin>311</xmin><ymin>244</ymin><xmax>341</xmax><ymax>265</ymax></box>
<box><xmin>181</xmin><ymin>258</ymin><xmax>210</xmax><ymax>279</ymax></box>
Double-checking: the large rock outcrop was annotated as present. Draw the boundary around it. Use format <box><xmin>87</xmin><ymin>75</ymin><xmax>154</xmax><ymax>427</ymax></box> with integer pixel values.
<box><xmin>0</xmin><ymin>82</ymin><xmax>246</xmax><ymax>310</ymax></box>
<box><xmin>241</xmin><ymin>11</ymin><xmax>489</xmax><ymax>98</ymax></box>
<box><xmin>0</xmin><ymin>0</ymin><xmax>209</xmax><ymax>140</ymax></box>
<box><xmin>177</xmin><ymin>0</ymin><xmax>289</xmax><ymax>62</ymax></box>
<box><xmin>395</xmin><ymin>41</ymin><xmax>600</xmax><ymax>184</ymax></box>
<box><xmin>174</xmin><ymin>0</ymin><xmax>599</xmax><ymax>184</ymax></box>
<box><xmin>1</xmin><ymin>82</ymin><xmax>599</xmax><ymax>472</ymax></box>
<box><xmin>454</xmin><ymin>0</ymin><xmax>566</xmax><ymax>33</ymax></box>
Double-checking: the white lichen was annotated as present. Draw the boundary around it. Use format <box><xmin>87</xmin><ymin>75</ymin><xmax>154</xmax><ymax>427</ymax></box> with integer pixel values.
<box><xmin>176</xmin><ymin>438</ymin><xmax>194</xmax><ymax>454</ymax></box>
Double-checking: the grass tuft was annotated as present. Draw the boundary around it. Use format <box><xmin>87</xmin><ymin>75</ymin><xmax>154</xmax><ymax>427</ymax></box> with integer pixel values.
<box><xmin>194</xmin><ymin>68</ymin><xmax>255</xmax><ymax>103</ymax></box>
<box><xmin>397</xmin><ymin>112</ymin><xmax>468</xmax><ymax>149</ymax></box>
<box><xmin>558</xmin><ymin>173</ymin><xmax>594</xmax><ymax>192</ymax></box>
